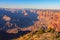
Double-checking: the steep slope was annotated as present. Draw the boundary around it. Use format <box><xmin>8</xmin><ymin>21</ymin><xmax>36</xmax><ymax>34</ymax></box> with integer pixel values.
<box><xmin>12</xmin><ymin>28</ymin><xmax>60</xmax><ymax>40</ymax></box>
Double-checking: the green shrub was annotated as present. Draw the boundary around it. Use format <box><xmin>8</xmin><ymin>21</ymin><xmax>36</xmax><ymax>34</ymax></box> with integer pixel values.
<box><xmin>57</xmin><ymin>37</ymin><xmax>60</xmax><ymax>40</ymax></box>
<box><xmin>45</xmin><ymin>28</ymin><xmax>55</xmax><ymax>33</ymax></box>
<box><xmin>36</xmin><ymin>28</ymin><xmax>44</xmax><ymax>35</ymax></box>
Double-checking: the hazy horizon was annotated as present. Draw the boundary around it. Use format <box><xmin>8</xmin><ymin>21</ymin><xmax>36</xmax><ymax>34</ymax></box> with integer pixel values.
<box><xmin>0</xmin><ymin>0</ymin><xmax>60</xmax><ymax>9</ymax></box>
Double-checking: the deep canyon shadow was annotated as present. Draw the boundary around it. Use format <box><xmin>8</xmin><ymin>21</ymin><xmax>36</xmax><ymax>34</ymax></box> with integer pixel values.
<box><xmin>0</xmin><ymin>9</ymin><xmax>38</xmax><ymax>40</ymax></box>
<box><xmin>0</xmin><ymin>9</ymin><xmax>38</xmax><ymax>28</ymax></box>
<box><xmin>0</xmin><ymin>30</ymin><xmax>30</xmax><ymax>40</ymax></box>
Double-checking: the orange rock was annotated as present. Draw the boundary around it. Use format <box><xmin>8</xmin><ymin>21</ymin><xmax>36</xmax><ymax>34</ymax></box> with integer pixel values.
<box><xmin>3</xmin><ymin>15</ymin><xmax>11</xmax><ymax>21</ymax></box>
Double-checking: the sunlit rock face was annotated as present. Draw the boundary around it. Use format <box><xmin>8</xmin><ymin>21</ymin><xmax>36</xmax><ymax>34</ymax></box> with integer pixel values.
<box><xmin>30</xmin><ymin>10</ymin><xmax>34</xmax><ymax>13</ymax></box>
<box><xmin>23</xmin><ymin>9</ymin><xmax>28</xmax><ymax>16</ymax></box>
<box><xmin>3</xmin><ymin>15</ymin><xmax>11</xmax><ymax>21</ymax></box>
<box><xmin>37</xmin><ymin>10</ymin><xmax>60</xmax><ymax>32</ymax></box>
<box><xmin>6</xmin><ymin>28</ymin><xmax>18</xmax><ymax>34</ymax></box>
<box><xmin>30</xmin><ymin>9</ymin><xmax>36</xmax><ymax>13</ymax></box>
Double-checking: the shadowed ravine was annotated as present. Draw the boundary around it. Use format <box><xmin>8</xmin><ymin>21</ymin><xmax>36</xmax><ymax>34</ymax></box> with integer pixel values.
<box><xmin>0</xmin><ymin>30</ymin><xmax>30</xmax><ymax>40</ymax></box>
<box><xmin>0</xmin><ymin>9</ymin><xmax>38</xmax><ymax>28</ymax></box>
<box><xmin>0</xmin><ymin>8</ymin><xmax>38</xmax><ymax>40</ymax></box>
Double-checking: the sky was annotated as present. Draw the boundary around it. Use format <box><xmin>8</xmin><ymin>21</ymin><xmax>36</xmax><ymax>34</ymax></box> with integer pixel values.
<box><xmin>0</xmin><ymin>0</ymin><xmax>60</xmax><ymax>9</ymax></box>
